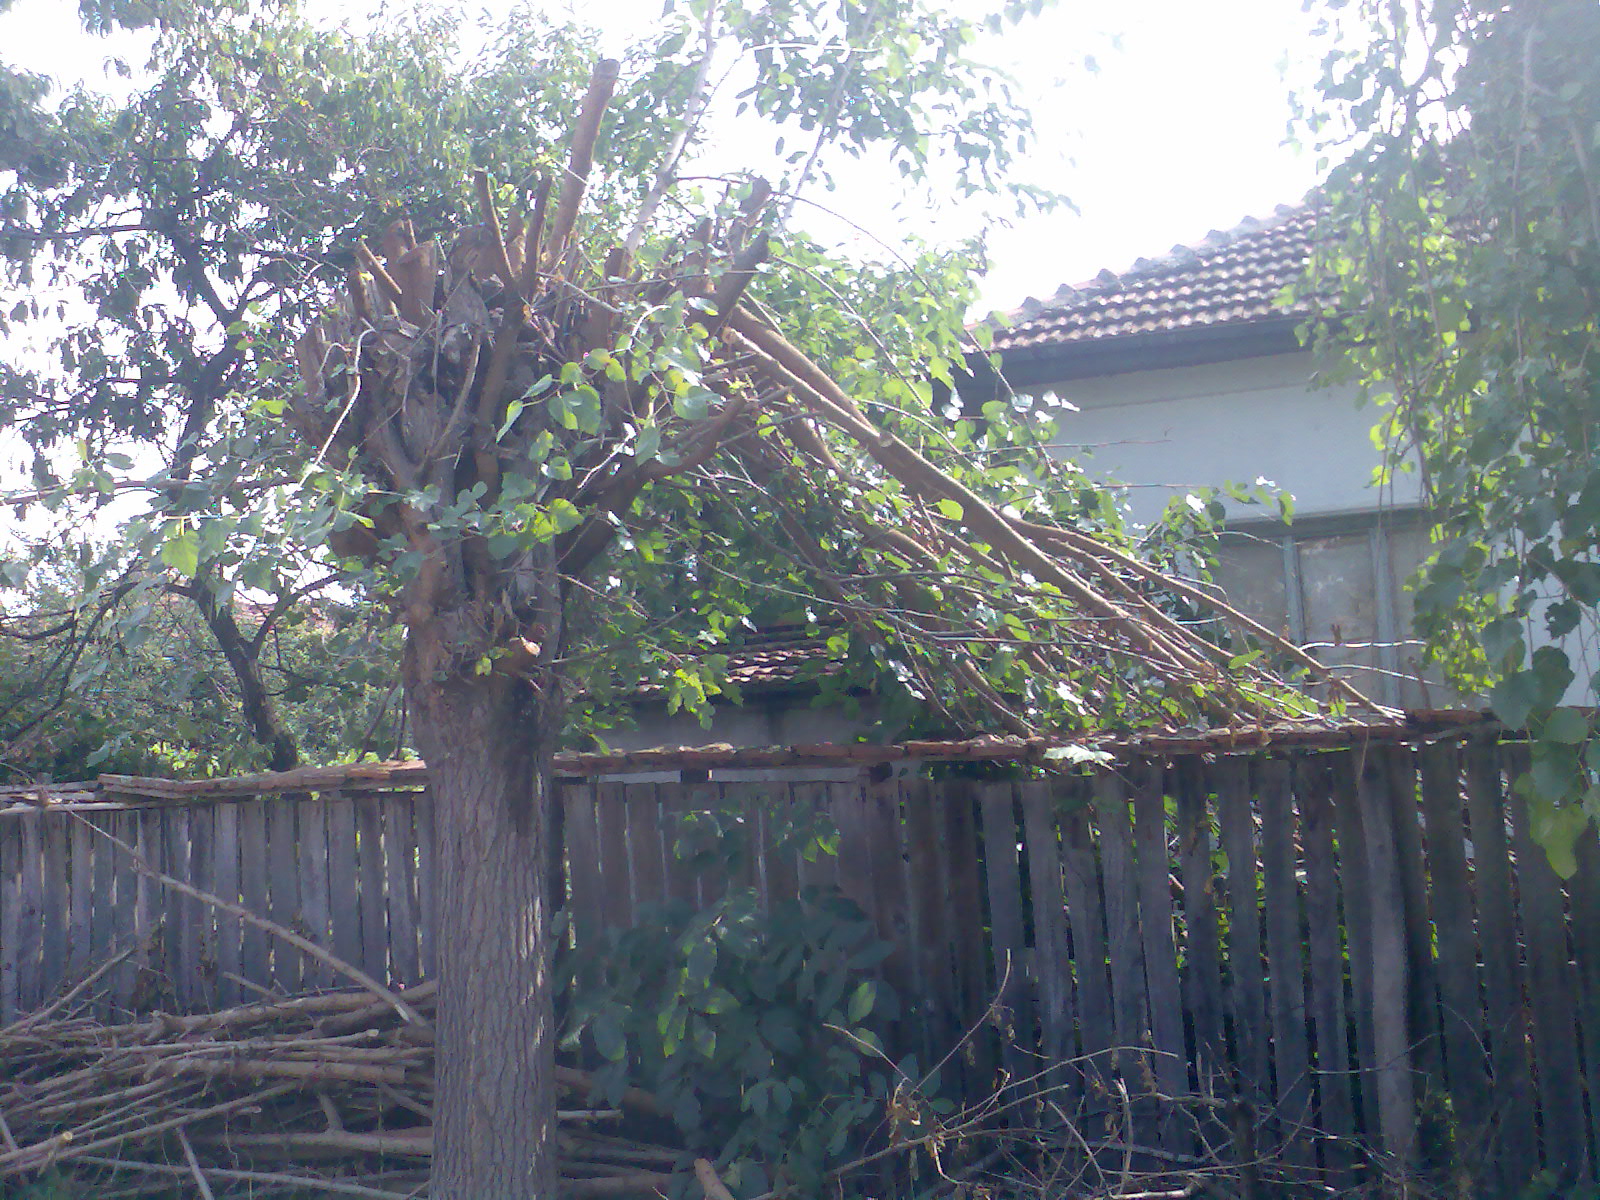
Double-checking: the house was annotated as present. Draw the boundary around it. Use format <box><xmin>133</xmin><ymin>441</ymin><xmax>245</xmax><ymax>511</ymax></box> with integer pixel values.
<box><xmin>966</xmin><ymin>204</ymin><xmax>1447</xmax><ymax>709</ymax></box>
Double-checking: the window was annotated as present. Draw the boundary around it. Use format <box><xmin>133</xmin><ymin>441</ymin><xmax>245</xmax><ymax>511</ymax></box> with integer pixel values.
<box><xmin>1208</xmin><ymin>512</ymin><xmax>1454</xmax><ymax>709</ymax></box>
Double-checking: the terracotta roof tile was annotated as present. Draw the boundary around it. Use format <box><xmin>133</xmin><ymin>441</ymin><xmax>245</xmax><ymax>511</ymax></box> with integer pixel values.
<box><xmin>631</xmin><ymin>625</ymin><xmax>842</xmax><ymax>698</ymax></box>
<box><xmin>719</xmin><ymin>624</ymin><xmax>840</xmax><ymax>691</ymax></box>
<box><xmin>986</xmin><ymin>204</ymin><xmax>1320</xmax><ymax>357</ymax></box>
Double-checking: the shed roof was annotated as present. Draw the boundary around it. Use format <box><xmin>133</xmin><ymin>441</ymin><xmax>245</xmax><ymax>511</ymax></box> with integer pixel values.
<box><xmin>1</xmin><ymin>708</ymin><xmax>1497</xmax><ymax>808</ymax></box>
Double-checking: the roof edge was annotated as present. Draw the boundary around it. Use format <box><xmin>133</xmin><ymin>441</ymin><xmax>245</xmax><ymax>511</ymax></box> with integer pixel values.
<box><xmin>964</xmin><ymin>317</ymin><xmax>1304</xmax><ymax>391</ymax></box>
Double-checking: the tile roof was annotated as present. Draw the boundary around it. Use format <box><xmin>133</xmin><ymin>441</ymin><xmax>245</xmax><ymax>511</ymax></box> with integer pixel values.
<box><xmin>631</xmin><ymin>624</ymin><xmax>842</xmax><ymax>699</ymax></box>
<box><xmin>718</xmin><ymin>624</ymin><xmax>840</xmax><ymax>691</ymax></box>
<box><xmin>984</xmin><ymin>204</ymin><xmax>1319</xmax><ymax>358</ymax></box>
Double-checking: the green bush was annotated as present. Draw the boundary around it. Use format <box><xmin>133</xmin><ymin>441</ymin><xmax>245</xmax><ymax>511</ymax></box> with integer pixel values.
<box><xmin>560</xmin><ymin>881</ymin><xmax>919</xmax><ymax>1198</ymax></box>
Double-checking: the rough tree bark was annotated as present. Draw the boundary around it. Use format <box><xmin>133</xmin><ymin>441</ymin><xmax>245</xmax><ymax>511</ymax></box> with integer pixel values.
<box><xmin>404</xmin><ymin>614</ymin><xmax>558</xmax><ymax>1199</ymax></box>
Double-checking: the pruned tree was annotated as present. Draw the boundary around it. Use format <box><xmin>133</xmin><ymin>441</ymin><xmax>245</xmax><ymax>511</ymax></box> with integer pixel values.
<box><xmin>292</xmin><ymin>59</ymin><xmax>1379</xmax><ymax>1193</ymax></box>
<box><xmin>0</xmin><ymin>0</ymin><xmax>1049</xmax><ymax>775</ymax></box>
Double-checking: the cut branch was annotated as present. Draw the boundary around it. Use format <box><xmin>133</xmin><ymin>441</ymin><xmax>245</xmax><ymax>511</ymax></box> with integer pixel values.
<box><xmin>544</xmin><ymin>59</ymin><xmax>622</xmax><ymax>272</ymax></box>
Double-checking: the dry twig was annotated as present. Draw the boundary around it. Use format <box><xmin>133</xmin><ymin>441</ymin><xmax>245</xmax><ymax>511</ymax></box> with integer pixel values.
<box><xmin>1</xmin><ymin>983</ymin><xmax>684</xmax><ymax>1198</ymax></box>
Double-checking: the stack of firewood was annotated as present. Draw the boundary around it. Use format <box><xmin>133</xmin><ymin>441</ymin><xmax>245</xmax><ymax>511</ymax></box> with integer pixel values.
<box><xmin>0</xmin><ymin>980</ymin><xmax>683</xmax><ymax>1198</ymax></box>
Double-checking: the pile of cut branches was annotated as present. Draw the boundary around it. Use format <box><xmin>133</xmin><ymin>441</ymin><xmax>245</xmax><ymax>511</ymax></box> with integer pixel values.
<box><xmin>0</xmin><ymin>981</ymin><xmax>682</xmax><ymax>1198</ymax></box>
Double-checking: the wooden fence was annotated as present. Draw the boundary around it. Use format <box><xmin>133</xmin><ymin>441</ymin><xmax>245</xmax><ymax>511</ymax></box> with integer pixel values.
<box><xmin>2</xmin><ymin>736</ymin><xmax>1598</xmax><ymax>1190</ymax></box>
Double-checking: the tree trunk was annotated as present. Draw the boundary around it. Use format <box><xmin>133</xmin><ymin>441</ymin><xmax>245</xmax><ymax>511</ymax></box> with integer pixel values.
<box><xmin>190</xmin><ymin>575</ymin><xmax>300</xmax><ymax>771</ymax></box>
<box><xmin>405</xmin><ymin>634</ymin><xmax>557</xmax><ymax>1199</ymax></box>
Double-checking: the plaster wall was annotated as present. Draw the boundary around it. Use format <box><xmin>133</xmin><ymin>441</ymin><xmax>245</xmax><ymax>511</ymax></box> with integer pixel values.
<box><xmin>1032</xmin><ymin>350</ymin><xmax>1591</xmax><ymax>707</ymax></box>
<box><xmin>1039</xmin><ymin>351</ymin><xmax>1419</xmax><ymax>525</ymax></box>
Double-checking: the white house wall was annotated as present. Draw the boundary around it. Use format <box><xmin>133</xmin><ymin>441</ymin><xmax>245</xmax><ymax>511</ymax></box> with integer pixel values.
<box><xmin>1037</xmin><ymin>349</ymin><xmax>1444</xmax><ymax>706</ymax></box>
<box><xmin>1034</xmin><ymin>349</ymin><xmax>1593</xmax><ymax>708</ymax></box>
<box><xmin>1040</xmin><ymin>351</ymin><xmax>1419</xmax><ymax>526</ymax></box>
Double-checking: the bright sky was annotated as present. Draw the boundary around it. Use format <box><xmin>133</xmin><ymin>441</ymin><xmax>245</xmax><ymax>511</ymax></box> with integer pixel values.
<box><xmin>0</xmin><ymin>0</ymin><xmax>1326</xmax><ymax>312</ymax></box>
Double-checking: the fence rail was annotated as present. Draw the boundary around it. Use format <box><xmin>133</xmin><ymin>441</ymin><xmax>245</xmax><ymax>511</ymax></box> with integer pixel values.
<box><xmin>2</xmin><ymin>735</ymin><xmax>1596</xmax><ymax>1190</ymax></box>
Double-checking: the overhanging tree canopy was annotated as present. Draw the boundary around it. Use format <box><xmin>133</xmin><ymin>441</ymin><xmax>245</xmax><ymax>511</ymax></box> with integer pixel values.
<box><xmin>289</xmin><ymin>58</ymin><xmax>1388</xmax><ymax>1195</ymax></box>
<box><xmin>295</xmin><ymin>75</ymin><xmax>1381</xmax><ymax>746</ymax></box>
<box><xmin>287</xmin><ymin>57</ymin><xmax>1386</xmax><ymax>1196</ymax></box>
<box><xmin>1297</xmin><ymin>0</ymin><xmax>1600</xmax><ymax>871</ymax></box>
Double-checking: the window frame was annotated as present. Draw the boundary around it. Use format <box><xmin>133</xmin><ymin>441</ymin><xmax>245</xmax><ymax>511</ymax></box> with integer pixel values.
<box><xmin>1211</xmin><ymin>507</ymin><xmax>1433</xmax><ymax>708</ymax></box>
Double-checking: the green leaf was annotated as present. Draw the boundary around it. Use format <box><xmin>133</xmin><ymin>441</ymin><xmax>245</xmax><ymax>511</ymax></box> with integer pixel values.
<box><xmin>1531</xmin><ymin>646</ymin><xmax>1577</xmax><ymax>707</ymax></box>
<box><xmin>1543</xmin><ymin>708</ymin><xmax>1591</xmax><ymax>745</ymax></box>
<box><xmin>673</xmin><ymin>387</ymin><xmax>717</xmax><ymax>421</ymax></box>
<box><xmin>1490</xmin><ymin>670</ymin><xmax>1540</xmax><ymax>730</ymax></box>
<box><xmin>685</xmin><ymin>938</ymin><xmax>717</xmax><ymax>988</ymax></box>
<box><xmin>1530</xmin><ymin>801</ymin><xmax>1589</xmax><ymax>879</ymax></box>
<box><xmin>691</xmin><ymin>1016</ymin><xmax>716</xmax><ymax>1058</ymax></box>
<box><xmin>935</xmin><ymin>498</ymin><xmax>963</xmax><ymax>521</ymax></box>
<box><xmin>1480</xmin><ymin>616</ymin><xmax>1524</xmax><ymax>667</ymax></box>
<box><xmin>160</xmin><ymin>528</ymin><xmax>200</xmax><ymax>578</ymax></box>
<box><xmin>1555</xmin><ymin>560</ymin><xmax>1600</xmax><ymax>606</ymax></box>
<box><xmin>634</xmin><ymin>422</ymin><xmax>661</xmax><ymax>462</ymax></box>
<box><xmin>700</xmin><ymin>985</ymin><xmax>738</xmax><ymax>1014</ymax></box>
<box><xmin>497</xmin><ymin>399</ymin><xmax>524</xmax><ymax>441</ymax></box>
<box><xmin>593</xmin><ymin>1009</ymin><xmax>627</xmax><ymax>1062</ymax></box>
<box><xmin>568</xmin><ymin>385</ymin><xmax>603</xmax><ymax>435</ymax></box>
<box><xmin>547</xmin><ymin>498</ymin><xmax>583</xmax><ymax>534</ymax></box>
<box><xmin>846</xmin><ymin>980</ymin><xmax>875</xmax><ymax>1023</ymax></box>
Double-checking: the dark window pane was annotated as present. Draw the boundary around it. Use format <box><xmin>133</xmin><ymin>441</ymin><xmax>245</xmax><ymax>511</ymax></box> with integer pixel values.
<box><xmin>1384</xmin><ymin>524</ymin><xmax>1461</xmax><ymax>707</ymax></box>
<box><xmin>1297</xmin><ymin>532</ymin><xmax>1382</xmax><ymax>693</ymax></box>
<box><xmin>1211</xmin><ymin>533</ymin><xmax>1290</xmax><ymax>638</ymax></box>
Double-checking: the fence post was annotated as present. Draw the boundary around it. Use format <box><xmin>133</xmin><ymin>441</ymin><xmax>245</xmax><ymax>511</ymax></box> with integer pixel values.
<box><xmin>1355</xmin><ymin>747</ymin><xmax>1417</xmax><ymax>1171</ymax></box>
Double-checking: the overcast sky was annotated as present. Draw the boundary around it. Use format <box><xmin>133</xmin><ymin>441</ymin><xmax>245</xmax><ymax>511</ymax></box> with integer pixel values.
<box><xmin>0</xmin><ymin>0</ymin><xmax>1327</xmax><ymax>311</ymax></box>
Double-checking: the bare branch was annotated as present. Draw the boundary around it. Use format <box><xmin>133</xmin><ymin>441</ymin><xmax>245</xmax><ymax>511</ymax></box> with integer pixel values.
<box><xmin>544</xmin><ymin>59</ymin><xmax>622</xmax><ymax>272</ymax></box>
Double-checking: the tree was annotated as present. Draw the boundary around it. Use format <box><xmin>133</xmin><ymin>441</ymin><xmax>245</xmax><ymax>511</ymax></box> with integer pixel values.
<box><xmin>0</xmin><ymin>561</ymin><xmax>404</xmax><ymax>780</ymax></box>
<box><xmin>5</xmin><ymin>3</ymin><xmax>1360</xmax><ymax>1194</ymax></box>
<box><xmin>0</xmin><ymin>0</ymin><xmax>1049</xmax><ymax>776</ymax></box>
<box><xmin>293</xmin><ymin>84</ymin><xmax>1375</xmax><ymax>1200</ymax></box>
<box><xmin>1297</xmin><ymin>0</ymin><xmax>1600</xmax><ymax>872</ymax></box>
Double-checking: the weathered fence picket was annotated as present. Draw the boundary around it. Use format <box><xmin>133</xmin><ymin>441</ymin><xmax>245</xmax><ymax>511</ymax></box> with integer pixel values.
<box><xmin>1419</xmin><ymin>744</ymin><xmax>1488</xmax><ymax>1160</ymax></box>
<box><xmin>1508</xmin><ymin>749</ymin><xmax>1589</xmax><ymax>1182</ymax></box>
<box><xmin>1058</xmin><ymin>775</ymin><xmax>1114</xmax><ymax>1081</ymax></box>
<box><xmin>355</xmin><ymin>796</ymin><xmax>387</xmax><ymax>984</ymax></box>
<box><xmin>212</xmin><ymin>802</ymin><xmax>241</xmax><ymax>1007</ymax></box>
<box><xmin>5</xmin><ymin>736</ymin><xmax>1600</xmax><ymax>1188</ymax></box>
<box><xmin>1132</xmin><ymin>761</ymin><xmax>1187</xmax><ymax>1119</ymax></box>
<box><xmin>1214</xmin><ymin>758</ymin><xmax>1271</xmax><ymax>1110</ymax></box>
<box><xmin>1297</xmin><ymin>758</ymin><xmax>1357</xmax><ymax>1182</ymax></box>
<box><xmin>296</xmin><ymin>798</ymin><xmax>331</xmax><ymax>992</ymax></box>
